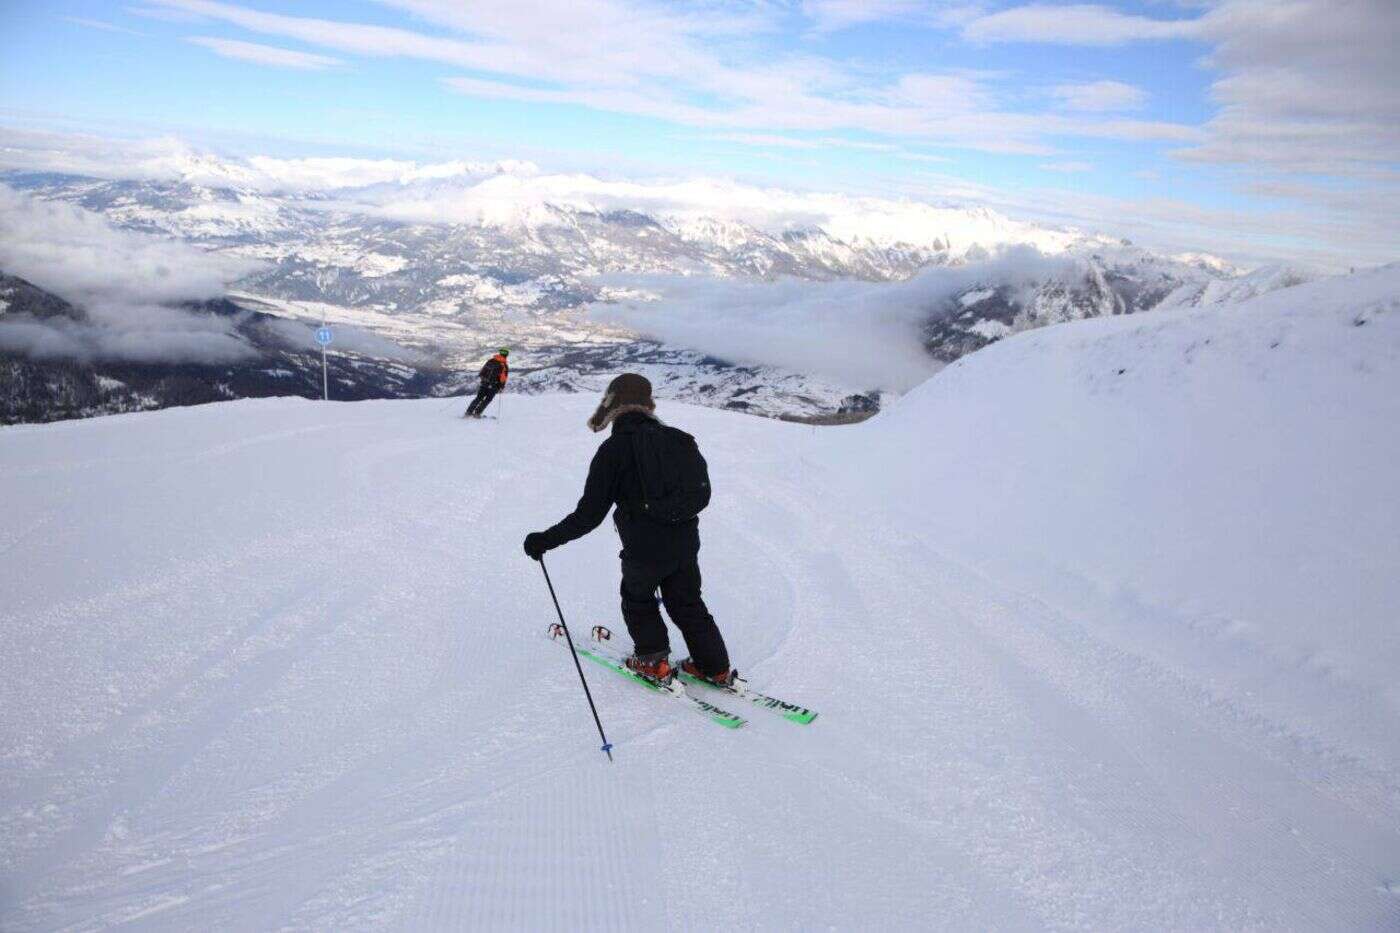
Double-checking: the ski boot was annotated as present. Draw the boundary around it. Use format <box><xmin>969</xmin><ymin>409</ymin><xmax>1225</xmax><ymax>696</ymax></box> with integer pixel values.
<box><xmin>623</xmin><ymin>650</ymin><xmax>673</xmax><ymax>684</ymax></box>
<box><xmin>679</xmin><ymin>658</ymin><xmax>744</xmax><ymax>692</ymax></box>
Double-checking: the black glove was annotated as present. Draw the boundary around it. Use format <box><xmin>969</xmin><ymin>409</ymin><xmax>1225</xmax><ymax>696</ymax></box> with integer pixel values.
<box><xmin>523</xmin><ymin>532</ymin><xmax>550</xmax><ymax>561</ymax></box>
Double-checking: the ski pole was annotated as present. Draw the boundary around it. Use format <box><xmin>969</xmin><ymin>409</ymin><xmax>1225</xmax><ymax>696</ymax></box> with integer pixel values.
<box><xmin>539</xmin><ymin>556</ymin><xmax>613</xmax><ymax>761</ymax></box>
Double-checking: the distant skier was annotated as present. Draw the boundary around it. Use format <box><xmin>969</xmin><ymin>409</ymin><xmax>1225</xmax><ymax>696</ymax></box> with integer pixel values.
<box><xmin>465</xmin><ymin>348</ymin><xmax>509</xmax><ymax>418</ymax></box>
<box><xmin>523</xmin><ymin>373</ymin><xmax>734</xmax><ymax>685</ymax></box>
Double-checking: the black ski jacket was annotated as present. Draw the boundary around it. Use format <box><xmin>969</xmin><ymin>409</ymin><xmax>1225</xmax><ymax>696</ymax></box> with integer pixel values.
<box><xmin>538</xmin><ymin>412</ymin><xmax>701</xmax><ymax>562</ymax></box>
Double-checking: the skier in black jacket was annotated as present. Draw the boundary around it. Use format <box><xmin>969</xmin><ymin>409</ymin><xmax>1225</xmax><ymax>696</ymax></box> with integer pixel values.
<box><xmin>523</xmin><ymin>373</ymin><xmax>733</xmax><ymax>684</ymax></box>
<box><xmin>465</xmin><ymin>348</ymin><xmax>509</xmax><ymax>417</ymax></box>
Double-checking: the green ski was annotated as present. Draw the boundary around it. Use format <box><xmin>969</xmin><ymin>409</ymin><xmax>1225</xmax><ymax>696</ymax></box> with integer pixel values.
<box><xmin>676</xmin><ymin>669</ymin><xmax>819</xmax><ymax>725</ymax></box>
<box><xmin>549</xmin><ymin>627</ymin><xmax>746</xmax><ymax>729</ymax></box>
<box><xmin>586</xmin><ymin>627</ymin><xmax>817</xmax><ymax>725</ymax></box>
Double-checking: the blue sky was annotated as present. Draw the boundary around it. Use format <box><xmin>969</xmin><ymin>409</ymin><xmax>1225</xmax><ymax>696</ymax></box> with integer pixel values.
<box><xmin>0</xmin><ymin>1</ymin><xmax>1395</xmax><ymax>269</ymax></box>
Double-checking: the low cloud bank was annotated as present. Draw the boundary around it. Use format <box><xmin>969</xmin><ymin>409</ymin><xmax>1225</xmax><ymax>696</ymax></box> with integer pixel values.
<box><xmin>0</xmin><ymin>128</ymin><xmax>534</xmax><ymax>194</ymax></box>
<box><xmin>591</xmin><ymin>247</ymin><xmax>1081</xmax><ymax>393</ymax></box>
<box><xmin>0</xmin><ymin>185</ymin><xmax>262</xmax><ymax>364</ymax></box>
<box><xmin>0</xmin><ymin>305</ymin><xmax>259</xmax><ymax>364</ymax></box>
<box><xmin>353</xmin><ymin>172</ymin><xmax>1083</xmax><ymax>256</ymax></box>
<box><xmin>258</xmin><ymin>317</ymin><xmax>426</xmax><ymax>363</ymax></box>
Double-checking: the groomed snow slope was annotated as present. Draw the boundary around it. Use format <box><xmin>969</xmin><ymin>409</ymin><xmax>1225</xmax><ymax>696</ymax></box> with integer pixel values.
<box><xmin>2</xmin><ymin>268</ymin><xmax>1398</xmax><ymax>929</ymax></box>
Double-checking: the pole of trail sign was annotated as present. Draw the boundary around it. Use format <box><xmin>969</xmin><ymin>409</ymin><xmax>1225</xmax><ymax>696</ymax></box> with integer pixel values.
<box><xmin>315</xmin><ymin>325</ymin><xmax>334</xmax><ymax>400</ymax></box>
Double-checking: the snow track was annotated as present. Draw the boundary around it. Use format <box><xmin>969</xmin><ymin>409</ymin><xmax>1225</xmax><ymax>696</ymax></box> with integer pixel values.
<box><xmin>3</xmin><ymin>267</ymin><xmax>1399</xmax><ymax>931</ymax></box>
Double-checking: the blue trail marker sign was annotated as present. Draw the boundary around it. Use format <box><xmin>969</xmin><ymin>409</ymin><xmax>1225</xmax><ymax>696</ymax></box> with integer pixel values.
<box><xmin>315</xmin><ymin>326</ymin><xmax>333</xmax><ymax>399</ymax></box>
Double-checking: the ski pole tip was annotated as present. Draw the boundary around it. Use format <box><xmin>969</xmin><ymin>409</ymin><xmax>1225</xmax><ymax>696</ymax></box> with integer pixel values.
<box><xmin>601</xmin><ymin>742</ymin><xmax>614</xmax><ymax>761</ymax></box>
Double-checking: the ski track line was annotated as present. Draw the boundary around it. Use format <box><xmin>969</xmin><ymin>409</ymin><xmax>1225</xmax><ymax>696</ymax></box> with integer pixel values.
<box><xmin>906</xmin><ymin>521</ymin><xmax>1400</xmax><ymax>837</ymax></box>
<box><xmin>696</xmin><ymin>465</ymin><xmax>1097</xmax><ymax>926</ymax></box>
<box><xmin>1</xmin><ymin>578</ymin><xmax>356</xmax><ymax>904</ymax></box>
<box><xmin>5</xmin><ymin>453</ymin><xmax>551</xmax><ymax>918</ymax></box>
<box><xmin>750</xmin><ymin>458</ymin><xmax>1393</xmax><ymax>928</ymax></box>
<box><xmin>838</xmin><ymin>481</ymin><xmax>1400</xmax><ymax>928</ymax></box>
<box><xmin>831</xmin><ymin>560</ymin><xmax>1266</xmax><ymax>925</ymax></box>
<box><xmin>0</xmin><ymin>534</ymin><xmax>343</xmax><ymax>881</ymax></box>
<box><xmin>1</xmin><ymin>523</ymin><xmax>334</xmax><ymax>720</ymax></box>
<box><xmin>0</xmin><ymin>576</ymin><xmax>333</xmax><ymax>817</ymax></box>
<box><xmin>168</xmin><ymin>420</ymin><xmax>655</xmax><ymax>924</ymax></box>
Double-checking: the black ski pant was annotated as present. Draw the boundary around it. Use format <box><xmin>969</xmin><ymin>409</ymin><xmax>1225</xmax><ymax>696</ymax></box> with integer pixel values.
<box><xmin>465</xmin><ymin>384</ymin><xmax>499</xmax><ymax>416</ymax></box>
<box><xmin>620</xmin><ymin>552</ymin><xmax>729</xmax><ymax>676</ymax></box>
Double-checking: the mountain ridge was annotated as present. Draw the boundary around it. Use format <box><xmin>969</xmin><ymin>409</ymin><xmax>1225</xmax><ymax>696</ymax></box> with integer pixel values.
<box><xmin>1</xmin><ymin>169</ymin><xmax>1321</xmax><ymax>423</ymax></box>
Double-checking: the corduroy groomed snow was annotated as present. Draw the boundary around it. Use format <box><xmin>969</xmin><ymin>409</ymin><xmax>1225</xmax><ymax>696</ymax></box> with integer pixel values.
<box><xmin>587</xmin><ymin>373</ymin><xmax>655</xmax><ymax>432</ymax></box>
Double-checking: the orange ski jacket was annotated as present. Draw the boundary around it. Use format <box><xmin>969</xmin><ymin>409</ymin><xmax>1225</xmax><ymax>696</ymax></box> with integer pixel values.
<box><xmin>480</xmin><ymin>353</ymin><xmax>509</xmax><ymax>386</ymax></box>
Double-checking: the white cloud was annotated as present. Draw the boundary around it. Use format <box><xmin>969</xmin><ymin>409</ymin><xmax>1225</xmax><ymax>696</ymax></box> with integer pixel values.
<box><xmin>0</xmin><ymin>305</ymin><xmax>257</xmax><ymax>364</ymax></box>
<box><xmin>926</xmin><ymin>176</ymin><xmax>1394</xmax><ymax>271</ymax></box>
<box><xmin>800</xmin><ymin>0</ymin><xmax>936</xmax><ymax>33</ymax></box>
<box><xmin>1039</xmin><ymin>161</ymin><xmax>1094</xmax><ymax>173</ymax></box>
<box><xmin>963</xmin><ymin>4</ymin><xmax>1199</xmax><ymax>45</ymax></box>
<box><xmin>895</xmin><ymin>151</ymin><xmax>954</xmax><ymax>164</ymax></box>
<box><xmin>976</xmin><ymin>1</ymin><xmax>1398</xmax><ymax>178</ymax></box>
<box><xmin>703</xmin><ymin>133</ymin><xmax>824</xmax><ymax>150</ymax></box>
<box><xmin>0</xmin><ymin>127</ymin><xmax>534</xmax><ymax>193</ymax></box>
<box><xmin>187</xmin><ymin>37</ymin><xmax>345</xmax><ymax>70</ymax></box>
<box><xmin>144</xmin><ymin>0</ymin><xmax>1196</xmax><ymax>156</ymax></box>
<box><xmin>698</xmin><ymin>132</ymin><xmax>954</xmax><ymax>163</ymax></box>
<box><xmin>241</xmin><ymin>154</ymin><xmax>536</xmax><ymax>190</ymax></box>
<box><xmin>954</xmin><ymin>0</ymin><xmax>1400</xmax><ymax>269</ymax></box>
<box><xmin>6</xmin><ymin>126</ymin><xmax>1389</xmax><ymax>270</ymax></box>
<box><xmin>1179</xmin><ymin>0</ymin><xmax>1400</xmax><ymax>177</ymax></box>
<box><xmin>0</xmin><ymin>185</ymin><xmax>262</xmax><ymax>363</ymax></box>
<box><xmin>591</xmin><ymin>248</ymin><xmax>1086</xmax><ymax>393</ymax></box>
<box><xmin>593</xmin><ymin>272</ymin><xmax>942</xmax><ymax>393</ymax></box>
<box><xmin>337</xmin><ymin>169</ymin><xmax>1085</xmax><ymax>257</ymax></box>
<box><xmin>1051</xmin><ymin>80</ymin><xmax>1146</xmax><ymax>112</ymax></box>
<box><xmin>64</xmin><ymin>16</ymin><xmax>148</xmax><ymax>36</ymax></box>
<box><xmin>0</xmin><ymin>185</ymin><xmax>255</xmax><ymax>303</ymax></box>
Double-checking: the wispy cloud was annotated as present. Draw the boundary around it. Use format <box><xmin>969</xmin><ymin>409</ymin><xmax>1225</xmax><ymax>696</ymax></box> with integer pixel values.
<box><xmin>1040</xmin><ymin>161</ymin><xmax>1094</xmax><ymax>173</ymax></box>
<box><xmin>144</xmin><ymin>0</ymin><xmax>1197</xmax><ymax>157</ymax></box>
<box><xmin>187</xmin><ymin>37</ymin><xmax>344</xmax><ymax>70</ymax></box>
<box><xmin>63</xmin><ymin>16</ymin><xmax>148</xmax><ymax>37</ymax></box>
<box><xmin>703</xmin><ymin>132</ymin><xmax>825</xmax><ymax>150</ymax></box>
<box><xmin>963</xmin><ymin>4</ymin><xmax>1199</xmax><ymax>45</ymax></box>
<box><xmin>698</xmin><ymin>132</ymin><xmax>951</xmax><ymax>163</ymax></box>
<box><xmin>800</xmin><ymin>0</ymin><xmax>935</xmax><ymax>33</ymax></box>
<box><xmin>962</xmin><ymin>0</ymin><xmax>1399</xmax><ymax>268</ymax></box>
<box><xmin>1051</xmin><ymin>80</ymin><xmax>1145</xmax><ymax>112</ymax></box>
<box><xmin>0</xmin><ymin>127</ymin><xmax>532</xmax><ymax>192</ymax></box>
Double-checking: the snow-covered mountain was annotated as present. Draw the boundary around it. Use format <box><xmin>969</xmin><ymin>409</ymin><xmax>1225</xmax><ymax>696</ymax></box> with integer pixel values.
<box><xmin>3</xmin><ymin>265</ymin><xmax>1396</xmax><ymax>929</ymax></box>
<box><xmin>1</xmin><ymin>167</ymin><xmax>1319</xmax><ymax>422</ymax></box>
<box><xmin>914</xmin><ymin>247</ymin><xmax>1322</xmax><ymax>362</ymax></box>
